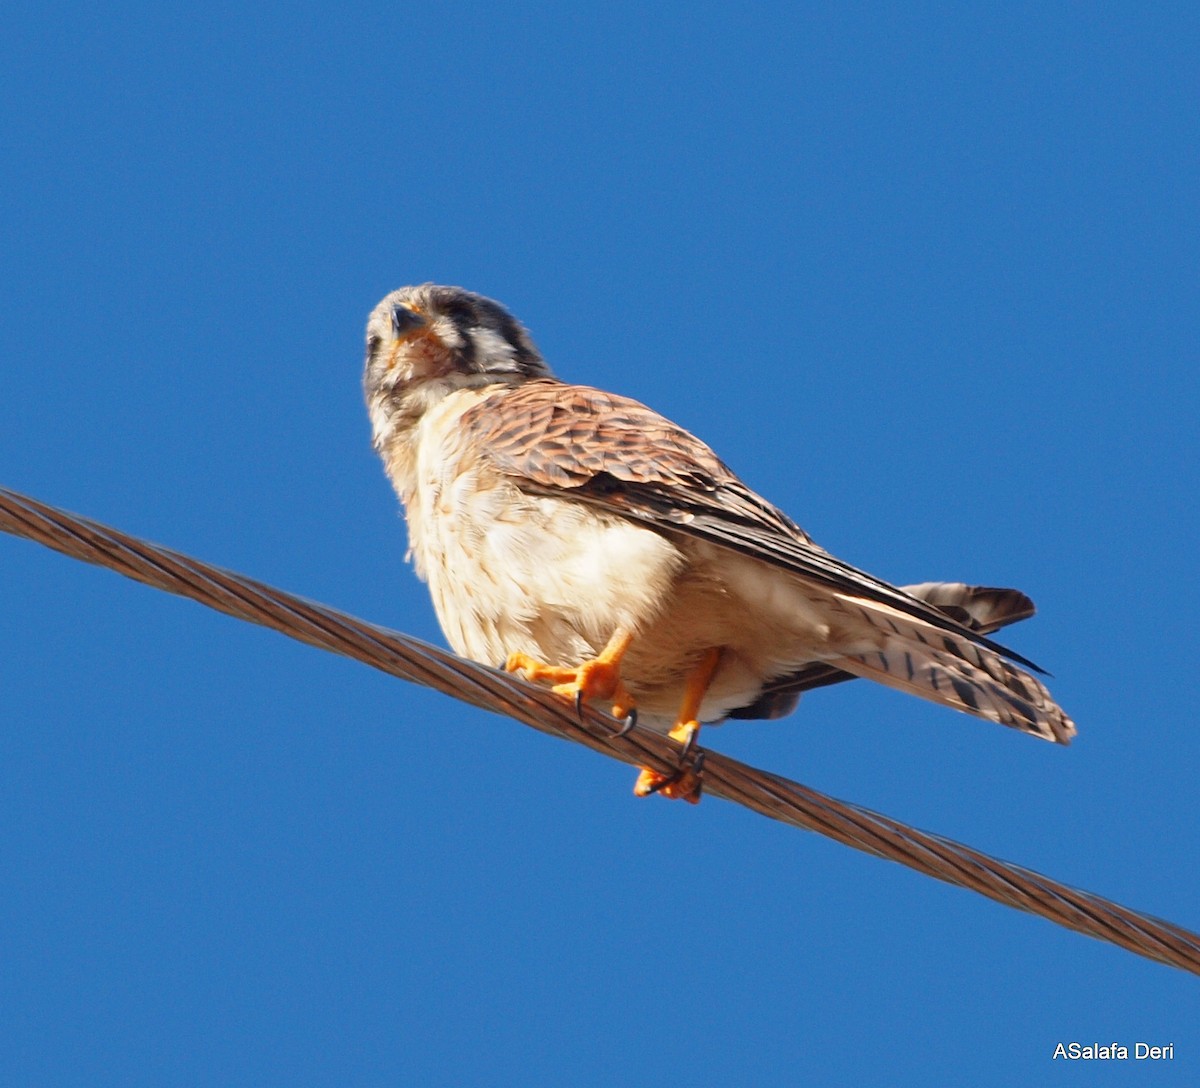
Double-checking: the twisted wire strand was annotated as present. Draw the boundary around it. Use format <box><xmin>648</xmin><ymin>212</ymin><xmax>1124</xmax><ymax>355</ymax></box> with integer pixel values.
<box><xmin>2</xmin><ymin>484</ymin><xmax>1197</xmax><ymax>976</ymax></box>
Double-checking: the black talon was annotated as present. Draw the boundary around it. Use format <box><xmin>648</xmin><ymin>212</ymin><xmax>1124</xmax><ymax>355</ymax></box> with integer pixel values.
<box><xmin>676</xmin><ymin>752</ymin><xmax>706</xmax><ymax>800</ymax></box>
<box><xmin>644</xmin><ymin>769</ymin><xmax>679</xmax><ymax>796</ymax></box>
<box><xmin>641</xmin><ymin>746</ymin><xmax>705</xmax><ymax>800</ymax></box>
<box><xmin>614</xmin><ymin>708</ymin><xmax>638</xmax><ymax>738</ymax></box>
<box><xmin>574</xmin><ymin>689</ymin><xmax>585</xmax><ymax>720</ymax></box>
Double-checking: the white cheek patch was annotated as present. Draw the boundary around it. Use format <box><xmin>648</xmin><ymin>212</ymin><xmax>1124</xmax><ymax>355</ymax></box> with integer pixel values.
<box><xmin>469</xmin><ymin>327</ymin><xmax>518</xmax><ymax>372</ymax></box>
<box><xmin>430</xmin><ymin>317</ymin><xmax>464</xmax><ymax>350</ymax></box>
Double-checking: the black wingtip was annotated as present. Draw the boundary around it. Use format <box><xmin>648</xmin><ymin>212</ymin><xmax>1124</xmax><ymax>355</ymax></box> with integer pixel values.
<box><xmin>975</xmin><ymin>632</ymin><xmax>1049</xmax><ymax>675</ymax></box>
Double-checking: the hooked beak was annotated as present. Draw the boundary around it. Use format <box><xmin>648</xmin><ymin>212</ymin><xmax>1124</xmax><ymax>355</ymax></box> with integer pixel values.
<box><xmin>381</xmin><ymin>302</ymin><xmax>448</xmax><ymax>380</ymax></box>
<box><xmin>390</xmin><ymin>303</ymin><xmax>427</xmax><ymax>340</ymax></box>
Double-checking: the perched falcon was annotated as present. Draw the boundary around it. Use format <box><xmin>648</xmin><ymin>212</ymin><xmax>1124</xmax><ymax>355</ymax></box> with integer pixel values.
<box><xmin>364</xmin><ymin>284</ymin><xmax>1075</xmax><ymax>801</ymax></box>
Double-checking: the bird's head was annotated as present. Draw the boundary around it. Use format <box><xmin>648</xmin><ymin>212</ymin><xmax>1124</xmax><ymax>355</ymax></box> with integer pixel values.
<box><xmin>363</xmin><ymin>284</ymin><xmax>552</xmax><ymax>446</ymax></box>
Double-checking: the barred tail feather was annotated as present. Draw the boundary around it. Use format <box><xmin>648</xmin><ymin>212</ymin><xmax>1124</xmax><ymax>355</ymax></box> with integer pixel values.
<box><xmin>901</xmin><ymin>582</ymin><xmax>1036</xmax><ymax>633</ymax></box>
<box><xmin>828</xmin><ymin>594</ymin><xmax>1076</xmax><ymax>744</ymax></box>
<box><xmin>728</xmin><ymin>582</ymin><xmax>1046</xmax><ymax>723</ymax></box>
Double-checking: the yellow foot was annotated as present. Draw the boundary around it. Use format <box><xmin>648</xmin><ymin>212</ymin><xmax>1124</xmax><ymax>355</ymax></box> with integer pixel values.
<box><xmin>633</xmin><ymin>720</ymin><xmax>703</xmax><ymax>803</ymax></box>
<box><xmin>633</xmin><ymin>647</ymin><xmax>721</xmax><ymax>804</ymax></box>
<box><xmin>633</xmin><ymin>766</ymin><xmax>704</xmax><ymax>803</ymax></box>
<box><xmin>505</xmin><ymin>628</ymin><xmax>636</xmax><ymax>721</ymax></box>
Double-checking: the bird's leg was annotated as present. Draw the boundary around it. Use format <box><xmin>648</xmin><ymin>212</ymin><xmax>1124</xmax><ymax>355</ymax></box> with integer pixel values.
<box><xmin>634</xmin><ymin>647</ymin><xmax>722</xmax><ymax>804</ymax></box>
<box><xmin>506</xmin><ymin>627</ymin><xmax>636</xmax><ymax>722</ymax></box>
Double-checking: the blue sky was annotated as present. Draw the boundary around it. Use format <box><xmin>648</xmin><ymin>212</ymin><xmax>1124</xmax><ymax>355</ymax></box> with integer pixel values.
<box><xmin>2</xmin><ymin>3</ymin><xmax>1198</xmax><ymax>1084</ymax></box>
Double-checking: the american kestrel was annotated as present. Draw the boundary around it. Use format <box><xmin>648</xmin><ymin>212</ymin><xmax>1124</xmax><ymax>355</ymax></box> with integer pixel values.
<box><xmin>364</xmin><ymin>284</ymin><xmax>1075</xmax><ymax>801</ymax></box>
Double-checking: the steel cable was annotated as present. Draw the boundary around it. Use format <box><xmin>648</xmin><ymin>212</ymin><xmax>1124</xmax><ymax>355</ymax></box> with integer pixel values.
<box><xmin>2</xmin><ymin>485</ymin><xmax>1197</xmax><ymax>976</ymax></box>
